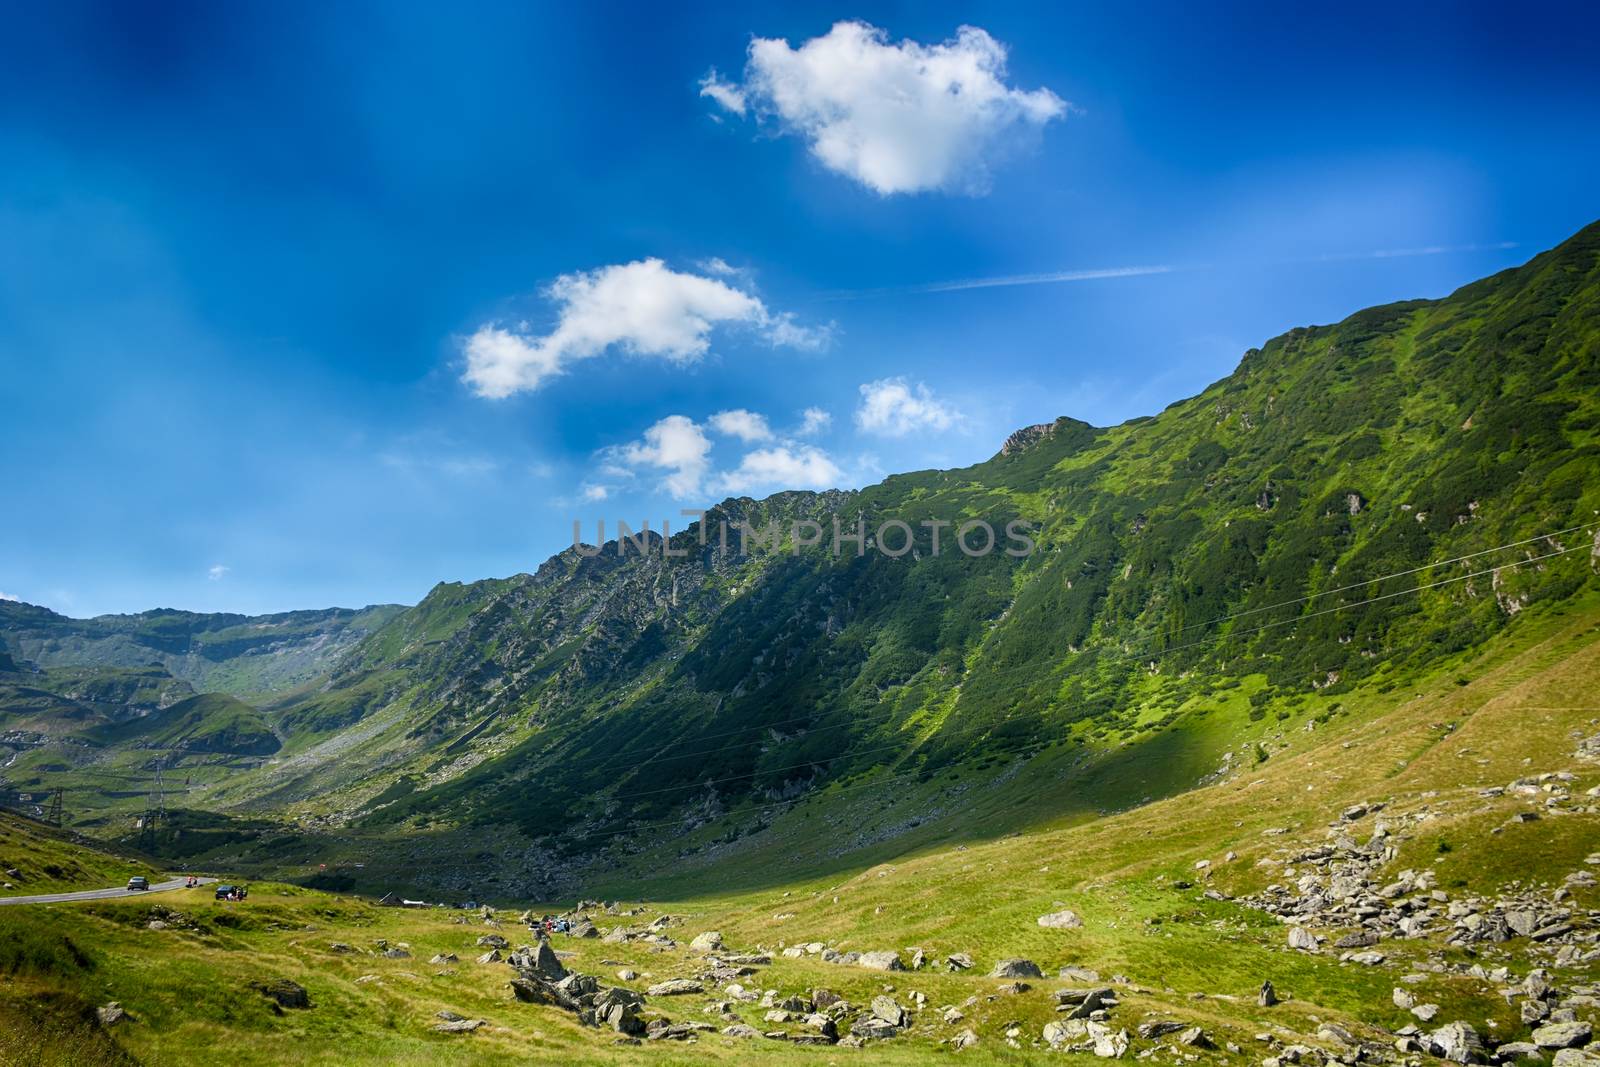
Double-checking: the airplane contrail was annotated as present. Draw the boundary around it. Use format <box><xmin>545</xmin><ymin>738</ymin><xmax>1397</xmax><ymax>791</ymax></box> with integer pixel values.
<box><xmin>826</xmin><ymin>240</ymin><xmax>1518</xmax><ymax>299</ymax></box>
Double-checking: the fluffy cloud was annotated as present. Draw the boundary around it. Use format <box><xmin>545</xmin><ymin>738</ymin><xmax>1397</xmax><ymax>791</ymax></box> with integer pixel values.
<box><xmin>462</xmin><ymin>259</ymin><xmax>825</xmax><ymax>398</ymax></box>
<box><xmin>597</xmin><ymin>409</ymin><xmax>847</xmax><ymax>500</ymax></box>
<box><xmin>856</xmin><ymin>378</ymin><xmax>959</xmax><ymax>436</ymax></box>
<box><xmin>715</xmin><ymin>445</ymin><xmax>842</xmax><ymax>496</ymax></box>
<box><xmin>207</xmin><ymin>564</ymin><xmax>230</xmax><ymax>581</ymax></box>
<box><xmin>604</xmin><ymin>415</ymin><xmax>714</xmax><ymax>498</ymax></box>
<box><xmin>0</xmin><ymin>591</ymin><xmax>18</xmax><ymax>602</ymax></box>
<box><xmin>709</xmin><ymin>408</ymin><xmax>773</xmax><ymax>442</ymax></box>
<box><xmin>797</xmin><ymin>406</ymin><xmax>832</xmax><ymax>436</ymax></box>
<box><xmin>698</xmin><ymin>69</ymin><xmax>747</xmax><ymax>114</ymax></box>
<box><xmin>703</xmin><ymin>21</ymin><xmax>1066</xmax><ymax>195</ymax></box>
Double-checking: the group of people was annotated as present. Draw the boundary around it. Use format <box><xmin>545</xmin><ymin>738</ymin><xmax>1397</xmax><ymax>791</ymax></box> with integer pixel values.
<box><xmin>221</xmin><ymin>885</ymin><xmax>249</xmax><ymax>901</ymax></box>
<box><xmin>534</xmin><ymin>914</ymin><xmax>573</xmax><ymax>934</ymax></box>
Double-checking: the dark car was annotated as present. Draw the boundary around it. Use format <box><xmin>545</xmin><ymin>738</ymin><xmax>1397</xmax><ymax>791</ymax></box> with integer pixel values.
<box><xmin>215</xmin><ymin>884</ymin><xmax>237</xmax><ymax>900</ymax></box>
<box><xmin>126</xmin><ymin>876</ymin><xmax>150</xmax><ymax>891</ymax></box>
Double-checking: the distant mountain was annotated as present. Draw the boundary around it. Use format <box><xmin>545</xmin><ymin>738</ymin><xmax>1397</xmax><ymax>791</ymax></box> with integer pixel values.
<box><xmin>0</xmin><ymin>602</ymin><xmax>406</xmax><ymax>700</ymax></box>
<box><xmin>8</xmin><ymin>220</ymin><xmax>1600</xmax><ymax>896</ymax></box>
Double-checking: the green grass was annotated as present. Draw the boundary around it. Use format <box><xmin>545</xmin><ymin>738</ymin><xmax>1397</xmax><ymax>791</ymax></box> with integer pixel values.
<box><xmin>0</xmin><ymin>812</ymin><xmax>159</xmax><ymax>897</ymax></box>
<box><xmin>1</xmin><ymin>593</ymin><xmax>1595</xmax><ymax>1064</ymax></box>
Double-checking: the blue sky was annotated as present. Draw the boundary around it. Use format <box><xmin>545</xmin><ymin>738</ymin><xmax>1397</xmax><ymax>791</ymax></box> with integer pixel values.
<box><xmin>2</xmin><ymin>1</ymin><xmax>1598</xmax><ymax>617</ymax></box>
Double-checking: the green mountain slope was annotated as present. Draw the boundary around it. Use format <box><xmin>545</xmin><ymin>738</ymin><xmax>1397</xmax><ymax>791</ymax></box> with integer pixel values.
<box><xmin>0</xmin><ymin>663</ymin><xmax>194</xmax><ymax>734</ymax></box>
<box><xmin>15</xmin><ymin>219</ymin><xmax>1600</xmax><ymax>893</ymax></box>
<box><xmin>86</xmin><ymin>693</ymin><xmax>280</xmax><ymax>757</ymax></box>
<box><xmin>0</xmin><ymin>602</ymin><xmax>406</xmax><ymax>700</ymax></box>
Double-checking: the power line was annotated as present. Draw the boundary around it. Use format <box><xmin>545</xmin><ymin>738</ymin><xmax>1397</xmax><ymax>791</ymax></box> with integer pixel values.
<box><xmin>601</xmin><ymin>540</ymin><xmax>1590</xmax><ymax>804</ymax></box>
<box><xmin>543</xmin><ymin>524</ymin><xmax>1595</xmax><ymax>788</ymax></box>
<box><xmin>1170</xmin><ymin>520</ymin><xmax>1599</xmax><ymax>636</ymax></box>
<box><xmin>570</xmin><ymin>538</ymin><xmax>1591</xmax><ymax>843</ymax></box>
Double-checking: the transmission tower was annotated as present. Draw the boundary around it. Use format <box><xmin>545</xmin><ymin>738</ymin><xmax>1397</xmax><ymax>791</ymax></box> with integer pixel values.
<box><xmin>139</xmin><ymin>763</ymin><xmax>167</xmax><ymax>850</ymax></box>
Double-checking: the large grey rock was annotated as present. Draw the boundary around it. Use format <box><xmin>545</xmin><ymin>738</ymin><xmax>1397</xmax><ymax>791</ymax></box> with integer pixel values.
<box><xmin>1287</xmin><ymin>927</ymin><xmax>1318</xmax><ymax>951</ymax></box>
<box><xmin>1088</xmin><ymin>1021</ymin><xmax>1130</xmax><ymax>1058</ymax></box>
<box><xmin>509</xmin><ymin>941</ymin><xmax>567</xmax><ymax>981</ymax></box>
<box><xmin>432</xmin><ymin>1018</ymin><xmax>484</xmax><ymax>1033</ymax></box>
<box><xmin>1429</xmin><ymin>1022</ymin><xmax>1486</xmax><ymax>1063</ymax></box>
<box><xmin>990</xmin><ymin>957</ymin><xmax>1043</xmax><ymax>978</ymax></box>
<box><xmin>688</xmin><ymin>931</ymin><xmax>723</xmax><ymax>953</ymax></box>
<box><xmin>645</xmin><ymin>978</ymin><xmax>703</xmax><ymax>996</ymax></box>
<box><xmin>851</xmin><ymin>1016</ymin><xmax>900</xmax><ymax>1040</ymax></box>
<box><xmin>1534</xmin><ymin>1022</ymin><xmax>1592</xmax><ymax>1050</ymax></box>
<box><xmin>599</xmin><ymin>1001</ymin><xmax>644</xmax><ymax>1035</ymax></box>
<box><xmin>857</xmin><ymin>950</ymin><xmax>903</xmax><ymax>971</ymax></box>
<box><xmin>870</xmin><ymin>995</ymin><xmax>907</xmax><ymax>1027</ymax></box>
<box><xmin>1039</xmin><ymin>909</ymin><xmax>1084</xmax><ymax>929</ymax></box>
<box><xmin>249</xmin><ymin>978</ymin><xmax>311</xmax><ymax>1010</ymax></box>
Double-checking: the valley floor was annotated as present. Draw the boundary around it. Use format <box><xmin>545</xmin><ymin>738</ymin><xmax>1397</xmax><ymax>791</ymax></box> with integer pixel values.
<box><xmin>2</xmin><ymin>599</ymin><xmax>1599</xmax><ymax>1065</ymax></box>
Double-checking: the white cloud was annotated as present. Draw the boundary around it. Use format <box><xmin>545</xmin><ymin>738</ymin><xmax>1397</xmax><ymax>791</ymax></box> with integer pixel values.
<box><xmin>797</xmin><ymin>406</ymin><xmax>832</xmax><ymax>436</ymax></box>
<box><xmin>604</xmin><ymin>415</ymin><xmax>714</xmax><ymax>498</ymax></box>
<box><xmin>462</xmin><ymin>259</ymin><xmax>825</xmax><ymax>398</ymax></box>
<box><xmin>698</xmin><ymin>69</ymin><xmax>747</xmax><ymax>114</ymax></box>
<box><xmin>594</xmin><ymin>409</ymin><xmax>850</xmax><ymax>501</ymax></box>
<box><xmin>856</xmin><ymin>378</ymin><xmax>959</xmax><ymax>436</ymax></box>
<box><xmin>715</xmin><ymin>445</ymin><xmax>843</xmax><ymax>496</ymax></box>
<box><xmin>704</xmin><ymin>21</ymin><xmax>1066</xmax><ymax>195</ymax></box>
<box><xmin>207</xmin><ymin>564</ymin><xmax>230</xmax><ymax>581</ymax></box>
<box><xmin>709</xmin><ymin>408</ymin><xmax>773</xmax><ymax>442</ymax></box>
<box><xmin>0</xmin><ymin>591</ymin><xmax>19</xmax><ymax>602</ymax></box>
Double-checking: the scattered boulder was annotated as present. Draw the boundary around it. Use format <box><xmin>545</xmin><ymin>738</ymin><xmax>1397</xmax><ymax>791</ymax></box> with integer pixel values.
<box><xmin>945</xmin><ymin>953</ymin><xmax>974</xmax><ymax>972</ymax></box>
<box><xmin>1428</xmin><ymin>1021</ymin><xmax>1486</xmax><ymax>1064</ymax></box>
<box><xmin>432</xmin><ymin>1018</ymin><xmax>484</xmax><ymax>1034</ymax></box>
<box><xmin>952</xmin><ymin>1028</ymin><xmax>979</xmax><ymax>1050</ymax></box>
<box><xmin>645</xmin><ymin>978</ymin><xmax>703</xmax><ymax>996</ymax></box>
<box><xmin>1089</xmin><ymin>1021</ymin><xmax>1130</xmax><ymax>1058</ymax></box>
<box><xmin>1534</xmin><ymin>1022</ymin><xmax>1592</xmax><ymax>1051</ymax></box>
<box><xmin>688</xmin><ymin>931</ymin><xmax>723</xmax><ymax>953</ymax></box>
<box><xmin>989</xmin><ymin>958</ymin><xmax>1043</xmax><ymax>979</ymax></box>
<box><xmin>870</xmin><ymin>995</ymin><xmax>907</xmax><ymax>1028</ymax></box>
<box><xmin>249</xmin><ymin>978</ymin><xmax>311</xmax><ymax>1011</ymax></box>
<box><xmin>509</xmin><ymin>941</ymin><xmax>567</xmax><ymax>981</ymax></box>
<box><xmin>857</xmin><ymin>950</ymin><xmax>904</xmax><ymax>971</ymax></box>
<box><xmin>1258</xmin><ymin>980</ymin><xmax>1279</xmax><ymax>1007</ymax></box>
<box><xmin>96</xmin><ymin>1003</ymin><xmax>125</xmax><ymax>1027</ymax></box>
<box><xmin>1039</xmin><ymin>909</ymin><xmax>1084</xmax><ymax>929</ymax></box>
<box><xmin>1287</xmin><ymin>927</ymin><xmax>1318</xmax><ymax>951</ymax></box>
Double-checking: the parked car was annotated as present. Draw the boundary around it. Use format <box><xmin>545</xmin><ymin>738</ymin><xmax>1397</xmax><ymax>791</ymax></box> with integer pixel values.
<box><xmin>126</xmin><ymin>876</ymin><xmax>149</xmax><ymax>891</ymax></box>
<box><xmin>214</xmin><ymin>883</ymin><xmax>237</xmax><ymax>900</ymax></box>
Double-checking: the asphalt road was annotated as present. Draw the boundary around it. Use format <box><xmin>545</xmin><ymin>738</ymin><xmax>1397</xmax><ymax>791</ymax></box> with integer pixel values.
<box><xmin>0</xmin><ymin>876</ymin><xmax>217</xmax><ymax>906</ymax></box>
